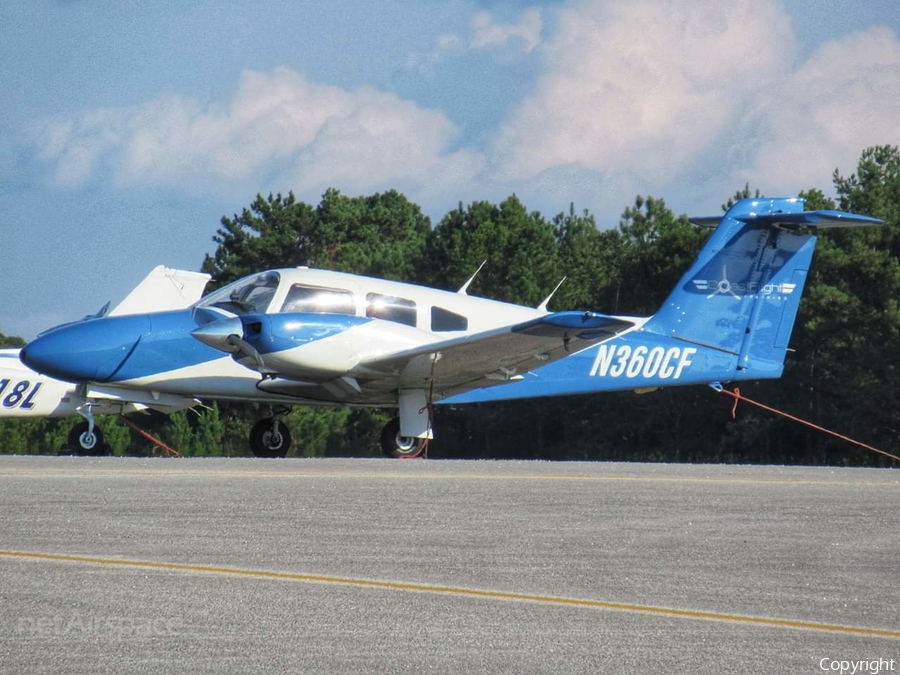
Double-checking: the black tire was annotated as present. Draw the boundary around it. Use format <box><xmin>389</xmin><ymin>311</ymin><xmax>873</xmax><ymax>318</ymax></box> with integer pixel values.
<box><xmin>250</xmin><ymin>419</ymin><xmax>292</xmax><ymax>458</ymax></box>
<box><xmin>380</xmin><ymin>417</ymin><xmax>427</xmax><ymax>458</ymax></box>
<box><xmin>65</xmin><ymin>422</ymin><xmax>108</xmax><ymax>456</ymax></box>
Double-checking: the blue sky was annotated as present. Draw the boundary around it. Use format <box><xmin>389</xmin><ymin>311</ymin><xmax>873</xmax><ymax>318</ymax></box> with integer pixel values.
<box><xmin>2</xmin><ymin>0</ymin><xmax>899</xmax><ymax>339</ymax></box>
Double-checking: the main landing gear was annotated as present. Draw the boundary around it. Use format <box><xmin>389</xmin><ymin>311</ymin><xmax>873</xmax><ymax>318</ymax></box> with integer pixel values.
<box><xmin>248</xmin><ymin>411</ymin><xmax>426</xmax><ymax>458</ymax></box>
<box><xmin>250</xmin><ymin>405</ymin><xmax>293</xmax><ymax>458</ymax></box>
<box><xmin>380</xmin><ymin>417</ymin><xmax>427</xmax><ymax>459</ymax></box>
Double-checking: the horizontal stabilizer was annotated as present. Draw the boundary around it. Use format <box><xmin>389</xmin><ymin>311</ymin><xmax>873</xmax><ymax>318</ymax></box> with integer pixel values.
<box><xmin>735</xmin><ymin>209</ymin><xmax>883</xmax><ymax>229</ymax></box>
<box><xmin>690</xmin><ymin>209</ymin><xmax>883</xmax><ymax>230</ymax></box>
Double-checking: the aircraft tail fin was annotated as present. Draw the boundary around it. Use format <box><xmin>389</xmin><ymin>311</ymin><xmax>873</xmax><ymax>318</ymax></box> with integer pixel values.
<box><xmin>109</xmin><ymin>266</ymin><xmax>211</xmax><ymax>317</ymax></box>
<box><xmin>440</xmin><ymin>197</ymin><xmax>882</xmax><ymax>405</ymax></box>
<box><xmin>643</xmin><ymin>198</ymin><xmax>881</xmax><ymax>380</ymax></box>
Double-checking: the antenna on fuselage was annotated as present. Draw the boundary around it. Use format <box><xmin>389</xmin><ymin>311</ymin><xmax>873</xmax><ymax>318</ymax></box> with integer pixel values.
<box><xmin>457</xmin><ymin>260</ymin><xmax>487</xmax><ymax>295</ymax></box>
<box><xmin>536</xmin><ymin>277</ymin><xmax>567</xmax><ymax>312</ymax></box>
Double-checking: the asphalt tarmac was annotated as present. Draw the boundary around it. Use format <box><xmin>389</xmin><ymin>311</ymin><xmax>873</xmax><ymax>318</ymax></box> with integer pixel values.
<box><xmin>0</xmin><ymin>456</ymin><xmax>897</xmax><ymax>674</ymax></box>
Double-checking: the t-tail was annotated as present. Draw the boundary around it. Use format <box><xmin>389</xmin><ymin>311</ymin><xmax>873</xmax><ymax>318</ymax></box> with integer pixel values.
<box><xmin>441</xmin><ymin>197</ymin><xmax>882</xmax><ymax>404</ymax></box>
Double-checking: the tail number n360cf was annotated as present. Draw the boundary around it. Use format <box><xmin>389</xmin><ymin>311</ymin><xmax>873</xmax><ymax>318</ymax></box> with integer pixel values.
<box><xmin>589</xmin><ymin>345</ymin><xmax>696</xmax><ymax>380</ymax></box>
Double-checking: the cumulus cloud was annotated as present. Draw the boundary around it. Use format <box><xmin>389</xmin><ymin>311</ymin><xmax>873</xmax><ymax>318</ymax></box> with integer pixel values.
<box><xmin>405</xmin><ymin>34</ymin><xmax>465</xmax><ymax>76</ymax></box>
<box><xmin>29</xmin><ymin>68</ymin><xmax>483</xmax><ymax>197</ymax></box>
<box><xmin>492</xmin><ymin>0</ymin><xmax>796</xmax><ymax>183</ymax></box>
<box><xmin>472</xmin><ymin>7</ymin><xmax>543</xmax><ymax>53</ymax></box>
<box><xmin>407</xmin><ymin>6</ymin><xmax>542</xmax><ymax>75</ymax></box>
<box><xmin>32</xmin><ymin>110</ymin><xmax>127</xmax><ymax>188</ymax></box>
<box><xmin>26</xmin><ymin>2</ymin><xmax>900</xmax><ymax>214</ymax></box>
<box><xmin>738</xmin><ymin>27</ymin><xmax>900</xmax><ymax>191</ymax></box>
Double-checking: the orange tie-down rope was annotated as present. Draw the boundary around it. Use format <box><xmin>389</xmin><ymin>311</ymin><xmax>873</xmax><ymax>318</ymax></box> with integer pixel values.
<box><xmin>710</xmin><ymin>384</ymin><xmax>900</xmax><ymax>464</ymax></box>
<box><xmin>118</xmin><ymin>415</ymin><xmax>180</xmax><ymax>457</ymax></box>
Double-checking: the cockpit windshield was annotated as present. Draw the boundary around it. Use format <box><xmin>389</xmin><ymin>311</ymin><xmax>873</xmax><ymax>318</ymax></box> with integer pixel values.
<box><xmin>196</xmin><ymin>272</ymin><xmax>280</xmax><ymax>315</ymax></box>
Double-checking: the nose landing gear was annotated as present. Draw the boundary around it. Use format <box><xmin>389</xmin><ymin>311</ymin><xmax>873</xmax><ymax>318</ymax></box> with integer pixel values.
<box><xmin>61</xmin><ymin>402</ymin><xmax>109</xmax><ymax>456</ymax></box>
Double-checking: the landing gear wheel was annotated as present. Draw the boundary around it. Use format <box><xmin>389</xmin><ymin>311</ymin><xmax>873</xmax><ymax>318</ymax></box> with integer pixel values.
<box><xmin>250</xmin><ymin>418</ymin><xmax>292</xmax><ymax>458</ymax></box>
<box><xmin>66</xmin><ymin>422</ymin><xmax>107</xmax><ymax>456</ymax></box>
<box><xmin>380</xmin><ymin>417</ymin><xmax>427</xmax><ymax>458</ymax></box>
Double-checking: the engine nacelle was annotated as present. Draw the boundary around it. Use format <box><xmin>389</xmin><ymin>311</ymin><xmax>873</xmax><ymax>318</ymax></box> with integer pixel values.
<box><xmin>193</xmin><ymin>313</ymin><xmax>367</xmax><ymax>381</ymax></box>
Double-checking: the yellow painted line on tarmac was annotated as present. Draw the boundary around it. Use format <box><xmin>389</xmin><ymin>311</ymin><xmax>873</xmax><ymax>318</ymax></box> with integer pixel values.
<box><xmin>2</xmin><ymin>549</ymin><xmax>898</xmax><ymax>640</ymax></box>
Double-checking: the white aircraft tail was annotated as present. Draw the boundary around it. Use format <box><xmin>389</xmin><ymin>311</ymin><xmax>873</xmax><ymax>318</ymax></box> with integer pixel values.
<box><xmin>108</xmin><ymin>266</ymin><xmax>211</xmax><ymax>316</ymax></box>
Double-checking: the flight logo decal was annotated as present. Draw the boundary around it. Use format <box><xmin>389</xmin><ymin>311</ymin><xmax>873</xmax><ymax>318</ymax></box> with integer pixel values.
<box><xmin>692</xmin><ymin>265</ymin><xmax>795</xmax><ymax>299</ymax></box>
<box><xmin>589</xmin><ymin>345</ymin><xmax>696</xmax><ymax>380</ymax></box>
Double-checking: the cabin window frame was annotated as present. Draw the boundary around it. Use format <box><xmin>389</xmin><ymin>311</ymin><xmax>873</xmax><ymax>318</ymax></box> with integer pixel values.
<box><xmin>430</xmin><ymin>306</ymin><xmax>469</xmax><ymax>332</ymax></box>
<box><xmin>279</xmin><ymin>284</ymin><xmax>357</xmax><ymax>316</ymax></box>
<box><xmin>365</xmin><ymin>292</ymin><xmax>417</xmax><ymax>327</ymax></box>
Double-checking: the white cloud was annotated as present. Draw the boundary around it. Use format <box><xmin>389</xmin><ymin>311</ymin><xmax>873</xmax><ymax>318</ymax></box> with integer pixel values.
<box><xmin>405</xmin><ymin>34</ymin><xmax>464</xmax><ymax>75</ymax></box>
<box><xmin>738</xmin><ymin>27</ymin><xmax>900</xmax><ymax>192</ymax></box>
<box><xmin>32</xmin><ymin>111</ymin><xmax>127</xmax><ymax>188</ymax></box>
<box><xmin>472</xmin><ymin>7</ymin><xmax>543</xmax><ymax>53</ymax></box>
<box><xmin>406</xmin><ymin>7</ymin><xmax>542</xmax><ymax>76</ymax></box>
<box><xmin>492</xmin><ymin>0</ymin><xmax>796</xmax><ymax>183</ymax></box>
<box><xmin>26</xmin><ymin>3</ymin><xmax>900</xmax><ymax>218</ymax></box>
<box><xmin>288</xmin><ymin>85</ymin><xmax>484</xmax><ymax>193</ymax></box>
<box><xmin>29</xmin><ymin>68</ymin><xmax>483</xmax><ymax>199</ymax></box>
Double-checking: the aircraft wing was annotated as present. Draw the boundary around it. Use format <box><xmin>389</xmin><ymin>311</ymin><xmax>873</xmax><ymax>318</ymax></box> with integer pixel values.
<box><xmin>355</xmin><ymin>311</ymin><xmax>636</xmax><ymax>396</ymax></box>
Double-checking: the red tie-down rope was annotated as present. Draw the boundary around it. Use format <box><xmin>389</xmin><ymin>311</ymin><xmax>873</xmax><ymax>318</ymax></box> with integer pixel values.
<box><xmin>710</xmin><ymin>384</ymin><xmax>900</xmax><ymax>464</ymax></box>
<box><xmin>119</xmin><ymin>415</ymin><xmax>180</xmax><ymax>457</ymax></box>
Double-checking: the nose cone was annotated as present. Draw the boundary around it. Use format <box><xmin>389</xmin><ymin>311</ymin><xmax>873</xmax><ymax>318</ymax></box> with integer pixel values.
<box><xmin>190</xmin><ymin>317</ymin><xmax>244</xmax><ymax>353</ymax></box>
<box><xmin>21</xmin><ymin>315</ymin><xmax>150</xmax><ymax>383</ymax></box>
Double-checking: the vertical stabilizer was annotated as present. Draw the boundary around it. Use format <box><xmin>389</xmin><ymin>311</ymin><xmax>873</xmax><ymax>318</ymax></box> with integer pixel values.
<box><xmin>644</xmin><ymin>197</ymin><xmax>814</xmax><ymax>379</ymax></box>
<box><xmin>109</xmin><ymin>266</ymin><xmax>211</xmax><ymax>317</ymax></box>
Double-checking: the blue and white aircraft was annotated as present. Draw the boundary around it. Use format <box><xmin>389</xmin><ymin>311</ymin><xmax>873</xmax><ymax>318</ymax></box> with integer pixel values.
<box><xmin>9</xmin><ymin>197</ymin><xmax>881</xmax><ymax>457</ymax></box>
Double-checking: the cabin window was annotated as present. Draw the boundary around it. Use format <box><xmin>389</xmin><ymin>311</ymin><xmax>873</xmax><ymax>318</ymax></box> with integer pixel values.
<box><xmin>366</xmin><ymin>293</ymin><xmax>417</xmax><ymax>327</ymax></box>
<box><xmin>431</xmin><ymin>306</ymin><xmax>468</xmax><ymax>332</ymax></box>
<box><xmin>280</xmin><ymin>285</ymin><xmax>356</xmax><ymax>315</ymax></box>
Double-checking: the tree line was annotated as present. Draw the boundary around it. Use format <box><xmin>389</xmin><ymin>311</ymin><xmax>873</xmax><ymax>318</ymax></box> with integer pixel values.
<box><xmin>2</xmin><ymin>146</ymin><xmax>898</xmax><ymax>465</ymax></box>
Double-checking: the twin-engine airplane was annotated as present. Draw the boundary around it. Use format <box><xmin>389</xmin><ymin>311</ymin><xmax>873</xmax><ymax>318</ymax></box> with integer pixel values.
<box><xmin>5</xmin><ymin>197</ymin><xmax>881</xmax><ymax>457</ymax></box>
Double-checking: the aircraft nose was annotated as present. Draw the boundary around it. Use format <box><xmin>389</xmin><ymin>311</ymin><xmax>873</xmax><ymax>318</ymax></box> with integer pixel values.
<box><xmin>21</xmin><ymin>315</ymin><xmax>150</xmax><ymax>383</ymax></box>
<box><xmin>190</xmin><ymin>317</ymin><xmax>244</xmax><ymax>353</ymax></box>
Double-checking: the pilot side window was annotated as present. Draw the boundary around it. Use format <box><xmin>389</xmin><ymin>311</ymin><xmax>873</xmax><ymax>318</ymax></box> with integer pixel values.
<box><xmin>431</xmin><ymin>306</ymin><xmax>468</xmax><ymax>332</ymax></box>
<box><xmin>366</xmin><ymin>293</ymin><xmax>417</xmax><ymax>327</ymax></box>
<box><xmin>199</xmin><ymin>272</ymin><xmax>280</xmax><ymax>315</ymax></box>
<box><xmin>280</xmin><ymin>285</ymin><xmax>356</xmax><ymax>315</ymax></box>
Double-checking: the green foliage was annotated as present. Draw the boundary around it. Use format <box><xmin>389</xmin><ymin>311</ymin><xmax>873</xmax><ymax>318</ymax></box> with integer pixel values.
<box><xmin>201</xmin><ymin>189</ymin><xmax>430</xmax><ymax>290</ymax></box>
<box><xmin>194</xmin><ymin>404</ymin><xmax>226</xmax><ymax>456</ymax></box>
<box><xmin>422</xmin><ymin>195</ymin><xmax>562</xmax><ymax>305</ymax></box>
<box><xmin>615</xmin><ymin>195</ymin><xmax>707</xmax><ymax>315</ymax></box>
<box><xmin>163</xmin><ymin>411</ymin><xmax>195</xmax><ymax>455</ymax></box>
<box><xmin>0</xmin><ymin>333</ymin><xmax>25</xmax><ymax>348</ymax></box>
<box><xmin>722</xmin><ymin>183</ymin><xmax>762</xmax><ymax>212</ymax></box>
<box><xmin>97</xmin><ymin>418</ymin><xmax>131</xmax><ymax>456</ymax></box>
